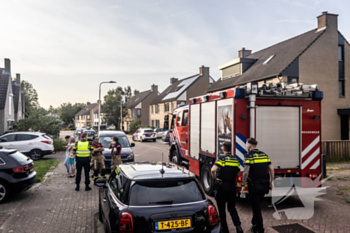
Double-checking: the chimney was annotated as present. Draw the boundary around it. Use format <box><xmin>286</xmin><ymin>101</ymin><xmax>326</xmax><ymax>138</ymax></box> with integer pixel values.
<box><xmin>317</xmin><ymin>11</ymin><xmax>338</xmax><ymax>30</ymax></box>
<box><xmin>238</xmin><ymin>48</ymin><xmax>252</xmax><ymax>58</ymax></box>
<box><xmin>170</xmin><ymin>77</ymin><xmax>178</xmax><ymax>84</ymax></box>
<box><xmin>87</xmin><ymin>102</ymin><xmax>91</xmax><ymax>105</ymax></box>
<box><xmin>151</xmin><ymin>84</ymin><xmax>158</xmax><ymax>93</ymax></box>
<box><xmin>199</xmin><ymin>65</ymin><xmax>209</xmax><ymax>76</ymax></box>
<box><xmin>16</xmin><ymin>74</ymin><xmax>21</xmax><ymax>85</ymax></box>
<box><xmin>4</xmin><ymin>58</ymin><xmax>10</xmax><ymax>74</ymax></box>
<box><xmin>134</xmin><ymin>90</ymin><xmax>139</xmax><ymax>95</ymax></box>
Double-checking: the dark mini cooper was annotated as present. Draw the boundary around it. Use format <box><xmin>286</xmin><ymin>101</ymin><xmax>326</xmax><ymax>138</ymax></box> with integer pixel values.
<box><xmin>0</xmin><ymin>149</ymin><xmax>37</xmax><ymax>203</ymax></box>
<box><xmin>97</xmin><ymin>162</ymin><xmax>220</xmax><ymax>233</ymax></box>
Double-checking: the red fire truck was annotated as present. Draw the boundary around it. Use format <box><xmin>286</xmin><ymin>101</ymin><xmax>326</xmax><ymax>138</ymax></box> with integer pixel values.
<box><xmin>168</xmin><ymin>82</ymin><xmax>324</xmax><ymax>196</ymax></box>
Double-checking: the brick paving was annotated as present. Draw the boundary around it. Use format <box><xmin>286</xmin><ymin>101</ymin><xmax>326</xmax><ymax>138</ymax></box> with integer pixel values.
<box><xmin>0</xmin><ymin>145</ymin><xmax>349</xmax><ymax>233</ymax></box>
<box><xmin>0</xmin><ymin>152</ymin><xmax>100</xmax><ymax>233</ymax></box>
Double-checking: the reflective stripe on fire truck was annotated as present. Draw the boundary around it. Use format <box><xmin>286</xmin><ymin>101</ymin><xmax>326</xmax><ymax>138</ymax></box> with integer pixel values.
<box><xmin>301</xmin><ymin>136</ymin><xmax>320</xmax><ymax>169</ymax></box>
<box><xmin>235</xmin><ymin>133</ymin><xmax>246</xmax><ymax>171</ymax></box>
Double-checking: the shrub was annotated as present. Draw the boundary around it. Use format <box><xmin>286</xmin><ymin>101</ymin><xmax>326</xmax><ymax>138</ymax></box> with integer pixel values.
<box><xmin>129</xmin><ymin>120</ymin><xmax>141</xmax><ymax>134</ymax></box>
<box><xmin>67</xmin><ymin>124</ymin><xmax>75</xmax><ymax>130</ymax></box>
<box><xmin>53</xmin><ymin>137</ymin><xmax>68</xmax><ymax>151</ymax></box>
<box><xmin>145</xmin><ymin>125</ymin><xmax>155</xmax><ymax>129</ymax></box>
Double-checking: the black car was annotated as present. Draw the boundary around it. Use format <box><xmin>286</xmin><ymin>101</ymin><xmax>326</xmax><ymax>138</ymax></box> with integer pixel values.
<box><xmin>97</xmin><ymin>162</ymin><xmax>221</xmax><ymax>233</ymax></box>
<box><xmin>162</xmin><ymin>130</ymin><xmax>170</xmax><ymax>143</ymax></box>
<box><xmin>0</xmin><ymin>149</ymin><xmax>37</xmax><ymax>203</ymax></box>
<box><xmin>99</xmin><ymin>131</ymin><xmax>135</xmax><ymax>172</ymax></box>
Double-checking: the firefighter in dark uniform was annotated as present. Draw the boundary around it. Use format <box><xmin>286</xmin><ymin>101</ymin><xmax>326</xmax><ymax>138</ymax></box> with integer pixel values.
<box><xmin>91</xmin><ymin>136</ymin><xmax>106</xmax><ymax>184</ymax></box>
<box><xmin>241</xmin><ymin>138</ymin><xmax>274</xmax><ymax>233</ymax></box>
<box><xmin>211</xmin><ymin>141</ymin><xmax>243</xmax><ymax>233</ymax></box>
<box><xmin>73</xmin><ymin>133</ymin><xmax>94</xmax><ymax>191</ymax></box>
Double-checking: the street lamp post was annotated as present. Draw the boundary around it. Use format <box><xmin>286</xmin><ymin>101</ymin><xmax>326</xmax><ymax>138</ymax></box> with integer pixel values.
<box><xmin>98</xmin><ymin>81</ymin><xmax>116</xmax><ymax>136</ymax></box>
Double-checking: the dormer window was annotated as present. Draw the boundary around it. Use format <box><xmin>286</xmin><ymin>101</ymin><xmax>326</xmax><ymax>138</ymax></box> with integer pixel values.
<box><xmin>263</xmin><ymin>55</ymin><xmax>275</xmax><ymax>64</ymax></box>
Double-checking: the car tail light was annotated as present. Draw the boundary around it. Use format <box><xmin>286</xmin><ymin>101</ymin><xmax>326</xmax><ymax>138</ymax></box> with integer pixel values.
<box><xmin>119</xmin><ymin>212</ymin><xmax>133</xmax><ymax>232</ymax></box>
<box><xmin>41</xmin><ymin>140</ymin><xmax>52</xmax><ymax>144</ymax></box>
<box><xmin>208</xmin><ymin>205</ymin><xmax>219</xmax><ymax>227</ymax></box>
<box><xmin>237</xmin><ymin>176</ymin><xmax>242</xmax><ymax>182</ymax></box>
<box><xmin>13</xmin><ymin>165</ymin><xmax>29</xmax><ymax>173</ymax></box>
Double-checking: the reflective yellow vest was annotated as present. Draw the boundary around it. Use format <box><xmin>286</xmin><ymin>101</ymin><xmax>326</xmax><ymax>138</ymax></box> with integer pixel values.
<box><xmin>76</xmin><ymin>141</ymin><xmax>91</xmax><ymax>157</ymax></box>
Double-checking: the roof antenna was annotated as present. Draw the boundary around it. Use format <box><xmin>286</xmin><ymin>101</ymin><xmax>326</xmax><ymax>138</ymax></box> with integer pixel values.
<box><xmin>160</xmin><ymin>153</ymin><xmax>165</xmax><ymax>176</ymax></box>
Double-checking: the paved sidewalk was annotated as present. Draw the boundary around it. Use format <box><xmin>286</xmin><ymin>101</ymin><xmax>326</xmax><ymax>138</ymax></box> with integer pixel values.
<box><xmin>0</xmin><ymin>152</ymin><xmax>100</xmax><ymax>233</ymax></box>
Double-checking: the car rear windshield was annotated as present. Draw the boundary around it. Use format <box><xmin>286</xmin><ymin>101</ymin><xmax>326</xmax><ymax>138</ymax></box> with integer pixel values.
<box><xmin>42</xmin><ymin>135</ymin><xmax>52</xmax><ymax>140</ymax></box>
<box><xmin>9</xmin><ymin>152</ymin><xmax>29</xmax><ymax>162</ymax></box>
<box><xmin>86</xmin><ymin>131</ymin><xmax>95</xmax><ymax>136</ymax></box>
<box><xmin>129</xmin><ymin>179</ymin><xmax>205</xmax><ymax>206</ymax></box>
<box><xmin>144</xmin><ymin>130</ymin><xmax>154</xmax><ymax>133</ymax></box>
<box><xmin>99</xmin><ymin>136</ymin><xmax>130</xmax><ymax>148</ymax></box>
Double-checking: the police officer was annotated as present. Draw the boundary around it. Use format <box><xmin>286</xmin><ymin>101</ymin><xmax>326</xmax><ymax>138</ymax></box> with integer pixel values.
<box><xmin>241</xmin><ymin>138</ymin><xmax>274</xmax><ymax>233</ymax></box>
<box><xmin>109</xmin><ymin>136</ymin><xmax>122</xmax><ymax>171</ymax></box>
<box><xmin>73</xmin><ymin>133</ymin><xmax>94</xmax><ymax>191</ymax></box>
<box><xmin>211</xmin><ymin>141</ymin><xmax>243</xmax><ymax>233</ymax></box>
<box><xmin>91</xmin><ymin>136</ymin><xmax>106</xmax><ymax>184</ymax></box>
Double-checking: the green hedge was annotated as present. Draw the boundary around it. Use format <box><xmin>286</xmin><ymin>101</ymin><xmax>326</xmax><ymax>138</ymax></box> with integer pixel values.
<box><xmin>53</xmin><ymin>137</ymin><xmax>67</xmax><ymax>151</ymax></box>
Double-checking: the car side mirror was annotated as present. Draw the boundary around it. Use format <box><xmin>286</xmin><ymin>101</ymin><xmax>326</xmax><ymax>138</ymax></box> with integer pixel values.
<box><xmin>130</xmin><ymin>143</ymin><xmax>135</xmax><ymax>147</ymax></box>
<box><xmin>96</xmin><ymin>178</ymin><xmax>107</xmax><ymax>188</ymax></box>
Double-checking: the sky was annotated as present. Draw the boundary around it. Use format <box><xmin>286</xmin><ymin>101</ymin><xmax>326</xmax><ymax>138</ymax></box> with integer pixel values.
<box><xmin>0</xmin><ymin>0</ymin><xmax>349</xmax><ymax>108</ymax></box>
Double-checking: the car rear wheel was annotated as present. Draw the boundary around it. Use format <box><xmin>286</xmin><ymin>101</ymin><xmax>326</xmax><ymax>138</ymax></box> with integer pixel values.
<box><xmin>201</xmin><ymin>164</ymin><xmax>214</xmax><ymax>196</ymax></box>
<box><xmin>30</xmin><ymin>149</ymin><xmax>43</xmax><ymax>161</ymax></box>
<box><xmin>0</xmin><ymin>181</ymin><xmax>9</xmax><ymax>203</ymax></box>
<box><xmin>132</xmin><ymin>136</ymin><xmax>136</xmax><ymax>142</ymax></box>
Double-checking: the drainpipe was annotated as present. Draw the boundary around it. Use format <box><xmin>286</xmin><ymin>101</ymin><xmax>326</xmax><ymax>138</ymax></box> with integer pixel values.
<box><xmin>249</xmin><ymin>82</ymin><xmax>258</xmax><ymax>138</ymax></box>
<box><xmin>249</xmin><ymin>94</ymin><xmax>256</xmax><ymax>138</ymax></box>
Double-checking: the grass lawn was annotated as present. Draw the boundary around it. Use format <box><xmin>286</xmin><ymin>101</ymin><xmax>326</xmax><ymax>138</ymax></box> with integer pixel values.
<box><xmin>34</xmin><ymin>160</ymin><xmax>60</xmax><ymax>183</ymax></box>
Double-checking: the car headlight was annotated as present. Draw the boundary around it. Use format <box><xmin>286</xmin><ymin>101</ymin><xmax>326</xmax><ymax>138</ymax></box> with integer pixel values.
<box><xmin>127</xmin><ymin>154</ymin><xmax>134</xmax><ymax>159</ymax></box>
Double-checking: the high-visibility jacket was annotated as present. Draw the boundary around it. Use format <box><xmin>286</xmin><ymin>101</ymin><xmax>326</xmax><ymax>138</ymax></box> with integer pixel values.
<box><xmin>75</xmin><ymin>141</ymin><xmax>93</xmax><ymax>157</ymax></box>
<box><xmin>214</xmin><ymin>154</ymin><xmax>240</xmax><ymax>184</ymax></box>
<box><xmin>244</xmin><ymin>149</ymin><xmax>271</xmax><ymax>183</ymax></box>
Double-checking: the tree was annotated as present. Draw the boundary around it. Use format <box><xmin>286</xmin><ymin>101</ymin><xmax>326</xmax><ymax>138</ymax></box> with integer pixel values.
<box><xmin>124</xmin><ymin>86</ymin><xmax>132</xmax><ymax>102</ymax></box>
<box><xmin>22</xmin><ymin>80</ymin><xmax>39</xmax><ymax>118</ymax></box>
<box><xmin>12</xmin><ymin>108</ymin><xmax>61</xmax><ymax>137</ymax></box>
<box><xmin>101</xmin><ymin>87</ymin><xmax>129</xmax><ymax>130</ymax></box>
<box><xmin>57</xmin><ymin>102</ymin><xmax>85</xmax><ymax>125</ymax></box>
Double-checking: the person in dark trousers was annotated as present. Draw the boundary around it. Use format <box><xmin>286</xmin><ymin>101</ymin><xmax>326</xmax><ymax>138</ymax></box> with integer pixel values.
<box><xmin>109</xmin><ymin>136</ymin><xmax>122</xmax><ymax>171</ymax></box>
<box><xmin>211</xmin><ymin>141</ymin><xmax>243</xmax><ymax>233</ymax></box>
<box><xmin>241</xmin><ymin>138</ymin><xmax>274</xmax><ymax>233</ymax></box>
<box><xmin>91</xmin><ymin>136</ymin><xmax>106</xmax><ymax>184</ymax></box>
<box><xmin>73</xmin><ymin>133</ymin><xmax>93</xmax><ymax>191</ymax></box>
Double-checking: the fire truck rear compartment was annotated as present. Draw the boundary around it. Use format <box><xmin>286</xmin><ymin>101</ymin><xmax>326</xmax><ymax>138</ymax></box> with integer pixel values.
<box><xmin>256</xmin><ymin>106</ymin><xmax>300</xmax><ymax>170</ymax></box>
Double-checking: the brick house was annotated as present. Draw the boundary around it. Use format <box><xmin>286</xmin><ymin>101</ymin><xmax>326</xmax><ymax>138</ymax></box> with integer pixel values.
<box><xmin>75</xmin><ymin>102</ymin><xmax>99</xmax><ymax>128</ymax></box>
<box><xmin>208</xmin><ymin>12</ymin><xmax>350</xmax><ymax>141</ymax></box>
<box><xmin>149</xmin><ymin>66</ymin><xmax>215</xmax><ymax>129</ymax></box>
<box><xmin>124</xmin><ymin>85</ymin><xmax>158</xmax><ymax>131</ymax></box>
<box><xmin>0</xmin><ymin>59</ymin><xmax>25</xmax><ymax>134</ymax></box>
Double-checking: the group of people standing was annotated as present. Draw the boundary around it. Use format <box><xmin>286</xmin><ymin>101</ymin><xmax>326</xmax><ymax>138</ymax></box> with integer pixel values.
<box><xmin>63</xmin><ymin>133</ymin><xmax>122</xmax><ymax>191</ymax></box>
<box><xmin>211</xmin><ymin>138</ymin><xmax>274</xmax><ymax>233</ymax></box>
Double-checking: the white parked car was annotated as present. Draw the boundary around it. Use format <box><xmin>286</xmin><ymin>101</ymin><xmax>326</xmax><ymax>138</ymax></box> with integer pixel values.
<box><xmin>154</xmin><ymin>128</ymin><xmax>167</xmax><ymax>138</ymax></box>
<box><xmin>0</xmin><ymin>132</ymin><xmax>54</xmax><ymax>161</ymax></box>
<box><xmin>132</xmin><ymin>128</ymin><xmax>157</xmax><ymax>142</ymax></box>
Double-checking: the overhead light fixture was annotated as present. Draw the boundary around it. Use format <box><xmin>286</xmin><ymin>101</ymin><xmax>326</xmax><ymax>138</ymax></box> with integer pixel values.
<box><xmin>191</xmin><ymin>99</ymin><xmax>196</xmax><ymax>104</ymax></box>
<box><xmin>251</xmin><ymin>82</ymin><xmax>258</xmax><ymax>94</ymax></box>
<box><xmin>203</xmin><ymin>95</ymin><xmax>209</xmax><ymax>102</ymax></box>
<box><xmin>219</xmin><ymin>92</ymin><xmax>227</xmax><ymax>99</ymax></box>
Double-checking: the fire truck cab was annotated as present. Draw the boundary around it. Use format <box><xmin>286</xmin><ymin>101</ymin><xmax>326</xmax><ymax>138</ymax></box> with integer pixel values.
<box><xmin>169</xmin><ymin>82</ymin><xmax>324</xmax><ymax>196</ymax></box>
